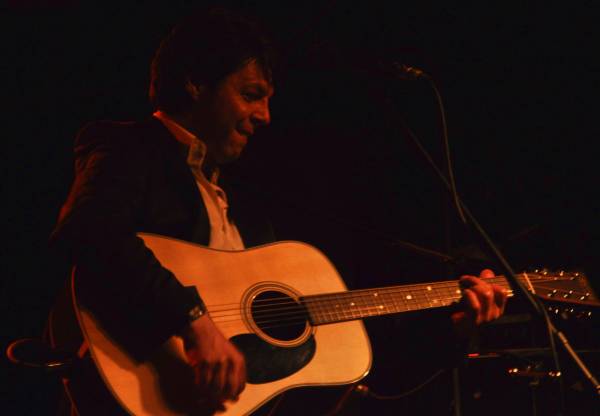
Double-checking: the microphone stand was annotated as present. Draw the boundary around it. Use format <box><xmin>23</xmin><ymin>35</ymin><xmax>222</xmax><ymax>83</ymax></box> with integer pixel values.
<box><xmin>390</xmin><ymin>75</ymin><xmax>600</xmax><ymax>405</ymax></box>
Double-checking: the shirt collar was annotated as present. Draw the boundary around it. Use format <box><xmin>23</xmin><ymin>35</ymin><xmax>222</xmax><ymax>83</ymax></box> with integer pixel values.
<box><xmin>153</xmin><ymin>111</ymin><xmax>220</xmax><ymax>184</ymax></box>
<box><xmin>153</xmin><ymin>110</ymin><xmax>197</xmax><ymax>145</ymax></box>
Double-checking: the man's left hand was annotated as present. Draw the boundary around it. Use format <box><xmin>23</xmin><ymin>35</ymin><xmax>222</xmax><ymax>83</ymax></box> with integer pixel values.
<box><xmin>451</xmin><ymin>269</ymin><xmax>508</xmax><ymax>339</ymax></box>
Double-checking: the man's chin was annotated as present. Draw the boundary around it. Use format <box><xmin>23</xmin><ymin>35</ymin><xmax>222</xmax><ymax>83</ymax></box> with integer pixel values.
<box><xmin>217</xmin><ymin>146</ymin><xmax>244</xmax><ymax>164</ymax></box>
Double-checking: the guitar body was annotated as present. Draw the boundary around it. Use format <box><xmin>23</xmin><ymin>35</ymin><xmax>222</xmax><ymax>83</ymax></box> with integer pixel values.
<box><xmin>74</xmin><ymin>234</ymin><xmax>372</xmax><ymax>415</ymax></box>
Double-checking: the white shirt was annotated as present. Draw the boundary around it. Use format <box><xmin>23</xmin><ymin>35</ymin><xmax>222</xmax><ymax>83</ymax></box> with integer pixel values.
<box><xmin>153</xmin><ymin>111</ymin><xmax>245</xmax><ymax>251</ymax></box>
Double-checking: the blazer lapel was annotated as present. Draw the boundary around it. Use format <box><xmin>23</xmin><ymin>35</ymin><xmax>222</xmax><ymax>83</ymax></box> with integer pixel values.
<box><xmin>139</xmin><ymin>117</ymin><xmax>210</xmax><ymax>245</ymax></box>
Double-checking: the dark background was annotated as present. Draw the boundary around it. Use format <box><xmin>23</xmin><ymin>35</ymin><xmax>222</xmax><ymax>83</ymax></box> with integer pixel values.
<box><xmin>2</xmin><ymin>1</ymin><xmax>598</xmax><ymax>414</ymax></box>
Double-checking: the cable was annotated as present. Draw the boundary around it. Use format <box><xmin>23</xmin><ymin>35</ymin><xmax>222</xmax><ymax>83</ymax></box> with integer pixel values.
<box><xmin>429</xmin><ymin>79</ymin><xmax>467</xmax><ymax>225</ymax></box>
<box><xmin>354</xmin><ymin>369</ymin><xmax>446</xmax><ymax>400</ymax></box>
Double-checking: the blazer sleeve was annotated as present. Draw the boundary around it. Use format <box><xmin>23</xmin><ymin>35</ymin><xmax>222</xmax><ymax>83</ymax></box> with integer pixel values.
<box><xmin>50</xmin><ymin>121</ymin><xmax>201</xmax><ymax>358</ymax></box>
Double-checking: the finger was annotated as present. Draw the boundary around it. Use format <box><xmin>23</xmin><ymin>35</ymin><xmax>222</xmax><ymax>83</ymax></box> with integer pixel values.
<box><xmin>231</xmin><ymin>355</ymin><xmax>246</xmax><ymax>399</ymax></box>
<box><xmin>475</xmin><ymin>286</ymin><xmax>495</xmax><ymax>322</ymax></box>
<box><xmin>485</xmin><ymin>289</ymin><xmax>496</xmax><ymax>322</ymax></box>
<box><xmin>479</xmin><ymin>269</ymin><xmax>495</xmax><ymax>279</ymax></box>
<box><xmin>459</xmin><ymin>275</ymin><xmax>480</xmax><ymax>289</ymax></box>
<box><xmin>240</xmin><ymin>357</ymin><xmax>247</xmax><ymax>394</ymax></box>
<box><xmin>211</xmin><ymin>360</ymin><xmax>227</xmax><ymax>399</ymax></box>
<box><xmin>474</xmin><ymin>283</ymin><xmax>495</xmax><ymax>322</ymax></box>
<box><xmin>462</xmin><ymin>288</ymin><xmax>481</xmax><ymax>324</ymax></box>
<box><xmin>196</xmin><ymin>361</ymin><xmax>212</xmax><ymax>390</ymax></box>
<box><xmin>494</xmin><ymin>286</ymin><xmax>508</xmax><ymax>315</ymax></box>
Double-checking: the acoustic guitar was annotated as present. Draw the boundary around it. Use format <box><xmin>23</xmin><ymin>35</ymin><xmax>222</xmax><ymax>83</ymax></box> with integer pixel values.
<box><xmin>69</xmin><ymin>233</ymin><xmax>599</xmax><ymax>415</ymax></box>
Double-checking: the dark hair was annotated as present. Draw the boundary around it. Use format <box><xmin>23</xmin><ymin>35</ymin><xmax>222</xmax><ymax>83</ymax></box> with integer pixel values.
<box><xmin>149</xmin><ymin>7</ymin><xmax>274</xmax><ymax>113</ymax></box>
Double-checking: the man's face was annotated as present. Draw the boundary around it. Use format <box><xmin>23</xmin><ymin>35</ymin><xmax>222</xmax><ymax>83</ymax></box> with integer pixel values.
<box><xmin>192</xmin><ymin>60</ymin><xmax>273</xmax><ymax>165</ymax></box>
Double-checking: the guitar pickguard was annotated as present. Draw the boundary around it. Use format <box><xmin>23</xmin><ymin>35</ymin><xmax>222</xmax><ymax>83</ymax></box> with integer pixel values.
<box><xmin>231</xmin><ymin>334</ymin><xmax>316</xmax><ymax>384</ymax></box>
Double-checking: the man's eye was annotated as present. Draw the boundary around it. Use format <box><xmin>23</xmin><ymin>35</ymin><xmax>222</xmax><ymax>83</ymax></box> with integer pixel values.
<box><xmin>242</xmin><ymin>92</ymin><xmax>259</xmax><ymax>101</ymax></box>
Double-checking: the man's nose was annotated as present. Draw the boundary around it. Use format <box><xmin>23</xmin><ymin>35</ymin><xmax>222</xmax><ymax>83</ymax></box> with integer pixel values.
<box><xmin>252</xmin><ymin>100</ymin><xmax>271</xmax><ymax>127</ymax></box>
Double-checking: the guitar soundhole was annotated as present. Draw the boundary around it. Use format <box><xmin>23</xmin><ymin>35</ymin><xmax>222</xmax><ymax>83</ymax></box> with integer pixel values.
<box><xmin>251</xmin><ymin>291</ymin><xmax>308</xmax><ymax>342</ymax></box>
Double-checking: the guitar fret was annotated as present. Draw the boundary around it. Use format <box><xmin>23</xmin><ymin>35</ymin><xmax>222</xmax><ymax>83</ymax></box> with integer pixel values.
<box><xmin>381</xmin><ymin>290</ymin><xmax>394</xmax><ymax>314</ymax></box>
<box><xmin>419</xmin><ymin>290</ymin><xmax>427</xmax><ymax>308</ymax></box>
<box><xmin>356</xmin><ymin>291</ymin><xmax>369</xmax><ymax>318</ymax></box>
<box><xmin>425</xmin><ymin>288</ymin><xmax>436</xmax><ymax>308</ymax></box>
<box><xmin>423</xmin><ymin>287</ymin><xmax>431</xmax><ymax>309</ymax></box>
<box><xmin>355</xmin><ymin>293</ymin><xmax>365</xmax><ymax>318</ymax></box>
<box><xmin>326</xmin><ymin>298</ymin><xmax>337</xmax><ymax>323</ymax></box>
<box><xmin>395</xmin><ymin>289</ymin><xmax>407</xmax><ymax>312</ymax></box>
<box><xmin>391</xmin><ymin>290</ymin><xmax>402</xmax><ymax>313</ymax></box>
<box><xmin>312</xmin><ymin>298</ymin><xmax>327</xmax><ymax>325</ymax></box>
<box><xmin>335</xmin><ymin>293</ymin><xmax>347</xmax><ymax>321</ymax></box>
<box><xmin>405</xmin><ymin>288</ymin><xmax>414</xmax><ymax>311</ymax></box>
<box><xmin>341</xmin><ymin>293</ymin><xmax>353</xmax><ymax>320</ymax></box>
<box><xmin>375</xmin><ymin>290</ymin><xmax>386</xmax><ymax>315</ymax></box>
<box><xmin>340</xmin><ymin>293</ymin><xmax>350</xmax><ymax>321</ymax></box>
<box><xmin>308</xmin><ymin>298</ymin><xmax>318</xmax><ymax>325</ymax></box>
<box><xmin>411</xmin><ymin>288</ymin><xmax>422</xmax><ymax>309</ymax></box>
<box><xmin>373</xmin><ymin>290</ymin><xmax>384</xmax><ymax>316</ymax></box>
<box><xmin>340</xmin><ymin>293</ymin><xmax>356</xmax><ymax>321</ymax></box>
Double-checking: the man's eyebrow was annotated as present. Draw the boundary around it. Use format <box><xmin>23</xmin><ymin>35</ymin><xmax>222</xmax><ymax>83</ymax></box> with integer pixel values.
<box><xmin>243</xmin><ymin>82</ymin><xmax>274</xmax><ymax>97</ymax></box>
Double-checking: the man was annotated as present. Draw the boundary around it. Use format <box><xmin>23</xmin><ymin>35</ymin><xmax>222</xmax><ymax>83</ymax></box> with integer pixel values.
<box><xmin>49</xmin><ymin>7</ymin><xmax>506</xmax><ymax>415</ymax></box>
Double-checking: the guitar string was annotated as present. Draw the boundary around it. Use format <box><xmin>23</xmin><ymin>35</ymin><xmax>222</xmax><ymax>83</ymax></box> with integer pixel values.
<box><xmin>213</xmin><ymin>295</ymin><xmax>463</xmax><ymax>322</ymax></box>
<box><xmin>207</xmin><ymin>272</ymin><xmax>588</xmax><ymax>315</ymax></box>
<box><xmin>215</xmin><ymin>291</ymin><xmax>596</xmax><ymax>331</ymax></box>
<box><xmin>208</xmin><ymin>280</ymin><xmax>593</xmax><ymax>318</ymax></box>
<box><xmin>223</xmin><ymin>297</ymin><xmax>588</xmax><ymax>332</ymax></box>
<box><xmin>212</xmin><ymin>290</ymin><xmax>595</xmax><ymax>329</ymax></box>
<box><xmin>211</xmin><ymin>294</ymin><xmax>482</xmax><ymax>330</ymax></box>
<box><xmin>208</xmin><ymin>283</ymin><xmax>594</xmax><ymax>322</ymax></box>
<box><xmin>210</xmin><ymin>292</ymin><xmax>519</xmax><ymax>327</ymax></box>
<box><xmin>197</xmin><ymin>272</ymin><xmax>584</xmax><ymax>329</ymax></box>
<box><xmin>203</xmin><ymin>276</ymin><xmax>580</xmax><ymax>312</ymax></box>
<box><xmin>208</xmin><ymin>286</ymin><xmax>515</xmax><ymax>317</ymax></box>
<box><xmin>208</xmin><ymin>288</ymin><xmax>517</xmax><ymax>319</ymax></box>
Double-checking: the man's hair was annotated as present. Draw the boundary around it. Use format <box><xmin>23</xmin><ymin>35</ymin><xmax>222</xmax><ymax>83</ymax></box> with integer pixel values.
<box><xmin>149</xmin><ymin>7</ymin><xmax>274</xmax><ymax>114</ymax></box>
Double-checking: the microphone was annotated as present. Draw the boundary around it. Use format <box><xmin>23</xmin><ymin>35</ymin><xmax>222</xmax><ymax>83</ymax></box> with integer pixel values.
<box><xmin>372</xmin><ymin>60</ymin><xmax>431</xmax><ymax>81</ymax></box>
<box><xmin>390</xmin><ymin>62</ymin><xmax>431</xmax><ymax>80</ymax></box>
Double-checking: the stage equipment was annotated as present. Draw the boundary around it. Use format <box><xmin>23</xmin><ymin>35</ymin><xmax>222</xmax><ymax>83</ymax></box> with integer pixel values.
<box><xmin>382</xmin><ymin>63</ymin><xmax>600</xmax><ymax>413</ymax></box>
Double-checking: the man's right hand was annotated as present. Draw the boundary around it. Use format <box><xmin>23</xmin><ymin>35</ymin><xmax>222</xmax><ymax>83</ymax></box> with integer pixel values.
<box><xmin>180</xmin><ymin>314</ymin><xmax>246</xmax><ymax>411</ymax></box>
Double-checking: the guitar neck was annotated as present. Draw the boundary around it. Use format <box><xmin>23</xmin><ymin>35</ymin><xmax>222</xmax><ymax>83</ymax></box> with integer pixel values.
<box><xmin>303</xmin><ymin>276</ymin><xmax>516</xmax><ymax>326</ymax></box>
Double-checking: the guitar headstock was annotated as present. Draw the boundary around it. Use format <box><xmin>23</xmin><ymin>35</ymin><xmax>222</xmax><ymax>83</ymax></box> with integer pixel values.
<box><xmin>525</xmin><ymin>269</ymin><xmax>599</xmax><ymax>308</ymax></box>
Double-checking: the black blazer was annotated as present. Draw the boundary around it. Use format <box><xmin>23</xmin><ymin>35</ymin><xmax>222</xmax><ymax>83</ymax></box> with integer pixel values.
<box><xmin>50</xmin><ymin>117</ymin><xmax>275</xmax><ymax>358</ymax></box>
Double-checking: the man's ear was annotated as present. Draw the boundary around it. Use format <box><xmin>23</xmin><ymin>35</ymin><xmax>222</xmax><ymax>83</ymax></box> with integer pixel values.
<box><xmin>184</xmin><ymin>79</ymin><xmax>206</xmax><ymax>101</ymax></box>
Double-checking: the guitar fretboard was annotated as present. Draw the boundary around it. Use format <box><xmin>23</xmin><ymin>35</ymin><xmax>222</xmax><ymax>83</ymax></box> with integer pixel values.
<box><xmin>303</xmin><ymin>277</ymin><xmax>514</xmax><ymax>326</ymax></box>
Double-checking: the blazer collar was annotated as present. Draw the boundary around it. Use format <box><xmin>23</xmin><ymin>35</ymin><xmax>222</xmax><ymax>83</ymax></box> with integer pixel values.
<box><xmin>139</xmin><ymin>117</ymin><xmax>210</xmax><ymax>244</ymax></box>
